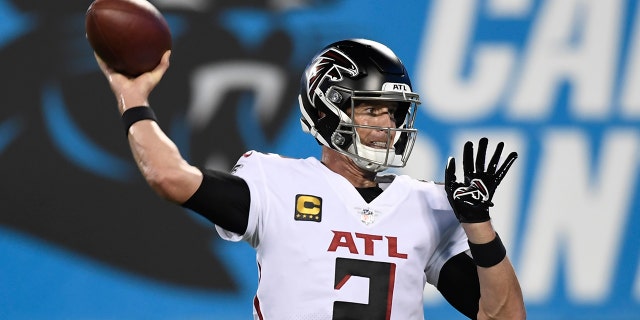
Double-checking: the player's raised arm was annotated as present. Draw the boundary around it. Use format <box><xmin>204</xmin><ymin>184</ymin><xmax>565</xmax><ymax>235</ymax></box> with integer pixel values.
<box><xmin>95</xmin><ymin>51</ymin><xmax>202</xmax><ymax>204</ymax></box>
<box><xmin>445</xmin><ymin>137</ymin><xmax>526</xmax><ymax>319</ymax></box>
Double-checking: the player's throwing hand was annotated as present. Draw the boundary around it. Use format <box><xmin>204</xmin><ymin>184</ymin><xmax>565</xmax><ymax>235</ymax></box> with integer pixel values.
<box><xmin>445</xmin><ymin>137</ymin><xmax>518</xmax><ymax>223</ymax></box>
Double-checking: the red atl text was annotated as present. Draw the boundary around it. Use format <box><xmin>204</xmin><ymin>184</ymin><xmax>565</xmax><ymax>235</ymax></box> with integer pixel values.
<box><xmin>327</xmin><ymin>230</ymin><xmax>408</xmax><ymax>259</ymax></box>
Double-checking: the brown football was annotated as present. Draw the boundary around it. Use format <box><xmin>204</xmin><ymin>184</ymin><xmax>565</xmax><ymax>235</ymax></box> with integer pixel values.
<box><xmin>85</xmin><ymin>0</ymin><xmax>172</xmax><ymax>77</ymax></box>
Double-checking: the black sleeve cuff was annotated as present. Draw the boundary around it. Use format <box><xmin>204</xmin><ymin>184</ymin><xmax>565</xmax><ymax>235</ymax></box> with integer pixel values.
<box><xmin>181</xmin><ymin>169</ymin><xmax>250</xmax><ymax>234</ymax></box>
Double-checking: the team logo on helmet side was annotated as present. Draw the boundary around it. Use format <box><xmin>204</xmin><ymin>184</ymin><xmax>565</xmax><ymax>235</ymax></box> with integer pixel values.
<box><xmin>305</xmin><ymin>48</ymin><xmax>359</xmax><ymax>106</ymax></box>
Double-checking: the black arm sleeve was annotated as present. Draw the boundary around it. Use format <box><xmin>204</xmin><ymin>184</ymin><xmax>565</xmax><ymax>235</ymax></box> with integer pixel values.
<box><xmin>437</xmin><ymin>252</ymin><xmax>480</xmax><ymax>320</ymax></box>
<box><xmin>181</xmin><ymin>169</ymin><xmax>250</xmax><ymax>235</ymax></box>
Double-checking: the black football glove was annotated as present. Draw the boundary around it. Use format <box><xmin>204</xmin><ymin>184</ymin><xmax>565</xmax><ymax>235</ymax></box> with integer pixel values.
<box><xmin>444</xmin><ymin>137</ymin><xmax>518</xmax><ymax>223</ymax></box>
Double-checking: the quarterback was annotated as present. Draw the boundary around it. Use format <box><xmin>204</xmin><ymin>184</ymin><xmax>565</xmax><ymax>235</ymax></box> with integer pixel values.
<box><xmin>95</xmin><ymin>38</ymin><xmax>526</xmax><ymax>319</ymax></box>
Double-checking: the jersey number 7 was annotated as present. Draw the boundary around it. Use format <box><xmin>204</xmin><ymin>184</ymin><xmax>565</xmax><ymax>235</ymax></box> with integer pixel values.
<box><xmin>333</xmin><ymin>258</ymin><xmax>396</xmax><ymax>320</ymax></box>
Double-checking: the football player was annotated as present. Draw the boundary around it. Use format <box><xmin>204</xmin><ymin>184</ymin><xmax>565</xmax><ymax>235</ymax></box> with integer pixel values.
<box><xmin>95</xmin><ymin>38</ymin><xmax>526</xmax><ymax>319</ymax></box>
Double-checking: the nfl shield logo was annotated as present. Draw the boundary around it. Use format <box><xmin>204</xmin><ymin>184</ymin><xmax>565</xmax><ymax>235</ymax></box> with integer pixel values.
<box><xmin>360</xmin><ymin>208</ymin><xmax>376</xmax><ymax>225</ymax></box>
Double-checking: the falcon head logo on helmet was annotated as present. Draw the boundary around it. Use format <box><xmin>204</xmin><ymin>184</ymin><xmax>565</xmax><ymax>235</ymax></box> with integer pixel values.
<box><xmin>305</xmin><ymin>48</ymin><xmax>359</xmax><ymax>107</ymax></box>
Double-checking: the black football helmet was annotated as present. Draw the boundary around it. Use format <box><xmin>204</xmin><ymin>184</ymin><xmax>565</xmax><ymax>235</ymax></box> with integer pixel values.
<box><xmin>299</xmin><ymin>38</ymin><xmax>420</xmax><ymax>172</ymax></box>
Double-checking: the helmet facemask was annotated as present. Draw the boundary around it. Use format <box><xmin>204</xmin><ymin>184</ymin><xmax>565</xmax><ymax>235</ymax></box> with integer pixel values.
<box><xmin>320</xmin><ymin>86</ymin><xmax>420</xmax><ymax>172</ymax></box>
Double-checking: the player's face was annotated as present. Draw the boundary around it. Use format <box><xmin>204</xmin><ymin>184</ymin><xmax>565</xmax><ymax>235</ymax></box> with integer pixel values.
<box><xmin>351</xmin><ymin>101</ymin><xmax>398</xmax><ymax>150</ymax></box>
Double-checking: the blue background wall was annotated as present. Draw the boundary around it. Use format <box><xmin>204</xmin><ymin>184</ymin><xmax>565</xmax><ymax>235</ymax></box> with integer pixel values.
<box><xmin>0</xmin><ymin>0</ymin><xmax>638</xmax><ymax>319</ymax></box>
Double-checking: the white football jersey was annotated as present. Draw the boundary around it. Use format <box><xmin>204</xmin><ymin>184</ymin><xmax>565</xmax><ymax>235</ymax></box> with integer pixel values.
<box><xmin>216</xmin><ymin>151</ymin><xmax>469</xmax><ymax>320</ymax></box>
